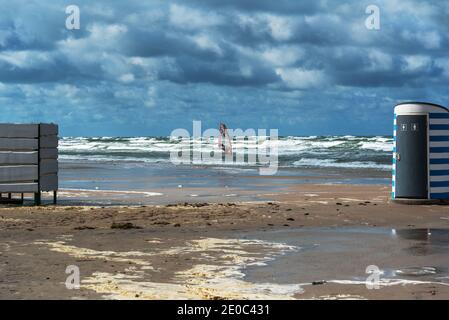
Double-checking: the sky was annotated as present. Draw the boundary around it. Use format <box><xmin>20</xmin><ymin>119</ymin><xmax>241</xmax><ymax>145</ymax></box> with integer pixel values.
<box><xmin>0</xmin><ymin>0</ymin><xmax>448</xmax><ymax>137</ymax></box>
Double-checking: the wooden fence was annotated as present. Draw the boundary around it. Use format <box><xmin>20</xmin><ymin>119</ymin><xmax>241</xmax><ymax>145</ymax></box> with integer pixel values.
<box><xmin>0</xmin><ymin>124</ymin><xmax>58</xmax><ymax>205</ymax></box>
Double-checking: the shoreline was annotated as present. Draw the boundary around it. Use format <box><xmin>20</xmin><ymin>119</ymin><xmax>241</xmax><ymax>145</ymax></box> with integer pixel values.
<box><xmin>3</xmin><ymin>183</ymin><xmax>448</xmax><ymax>230</ymax></box>
<box><xmin>19</xmin><ymin>180</ymin><xmax>393</xmax><ymax>207</ymax></box>
<box><xmin>56</xmin><ymin>159</ymin><xmax>392</xmax><ymax>205</ymax></box>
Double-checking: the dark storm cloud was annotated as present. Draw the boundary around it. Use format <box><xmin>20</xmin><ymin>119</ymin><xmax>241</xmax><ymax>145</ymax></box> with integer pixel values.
<box><xmin>158</xmin><ymin>56</ymin><xmax>280</xmax><ymax>86</ymax></box>
<box><xmin>0</xmin><ymin>0</ymin><xmax>448</xmax><ymax>135</ymax></box>
<box><xmin>1</xmin><ymin>0</ymin><xmax>448</xmax><ymax>87</ymax></box>
<box><xmin>185</xmin><ymin>0</ymin><xmax>322</xmax><ymax>14</ymax></box>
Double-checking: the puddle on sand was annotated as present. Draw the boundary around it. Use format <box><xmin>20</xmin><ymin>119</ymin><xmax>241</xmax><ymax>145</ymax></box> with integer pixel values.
<box><xmin>242</xmin><ymin>228</ymin><xmax>449</xmax><ymax>288</ymax></box>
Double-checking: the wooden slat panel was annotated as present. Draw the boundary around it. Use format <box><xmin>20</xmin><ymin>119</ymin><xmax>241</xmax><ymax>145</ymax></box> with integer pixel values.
<box><xmin>40</xmin><ymin>124</ymin><xmax>58</xmax><ymax>136</ymax></box>
<box><xmin>40</xmin><ymin>148</ymin><xmax>58</xmax><ymax>159</ymax></box>
<box><xmin>40</xmin><ymin>159</ymin><xmax>58</xmax><ymax>175</ymax></box>
<box><xmin>0</xmin><ymin>138</ymin><xmax>38</xmax><ymax>151</ymax></box>
<box><xmin>0</xmin><ymin>151</ymin><xmax>38</xmax><ymax>165</ymax></box>
<box><xmin>40</xmin><ymin>174</ymin><xmax>58</xmax><ymax>191</ymax></box>
<box><xmin>40</xmin><ymin>135</ymin><xmax>58</xmax><ymax>148</ymax></box>
<box><xmin>0</xmin><ymin>183</ymin><xmax>38</xmax><ymax>193</ymax></box>
<box><xmin>0</xmin><ymin>166</ymin><xmax>38</xmax><ymax>182</ymax></box>
<box><xmin>0</xmin><ymin>124</ymin><xmax>38</xmax><ymax>138</ymax></box>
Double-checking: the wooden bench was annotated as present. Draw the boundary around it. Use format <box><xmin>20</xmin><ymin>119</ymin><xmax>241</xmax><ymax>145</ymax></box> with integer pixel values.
<box><xmin>0</xmin><ymin>124</ymin><xmax>58</xmax><ymax>205</ymax></box>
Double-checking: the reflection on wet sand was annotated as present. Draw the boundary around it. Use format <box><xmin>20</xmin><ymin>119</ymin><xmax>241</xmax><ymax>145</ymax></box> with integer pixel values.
<box><xmin>395</xmin><ymin>228</ymin><xmax>449</xmax><ymax>255</ymax></box>
<box><xmin>242</xmin><ymin>227</ymin><xmax>449</xmax><ymax>299</ymax></box>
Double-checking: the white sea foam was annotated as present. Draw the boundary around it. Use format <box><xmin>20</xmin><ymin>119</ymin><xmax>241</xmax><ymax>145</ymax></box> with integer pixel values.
<box><xmin>292</xmin><ymin>158</ymin><xmax>391</xmax><ymax>170</ymax></box>
<box><xmin>359</xmin><ymin>141</ymin><xmax>393</xmax><ymax>152</ymax></box>
<box><xmin>59</xmin><ymin>188</ymin><xmax>163</xmax><ymax>197</ymax></box>
<box><xmin>59</xmin><ymin>136</ymin><xmax>393</xmax><ymax>170</ymax></box>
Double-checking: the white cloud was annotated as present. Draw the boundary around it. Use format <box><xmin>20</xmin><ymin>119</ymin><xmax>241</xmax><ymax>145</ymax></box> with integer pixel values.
<box><xmin>58</xmin><ymin>23</ymin><xmax>127</xmax><ymax>54</ymax></box>
<box><xmin>169</xmin><ymin>4</ymin><xmax>224</xmax><ymax>30</ymax></box>
<box><xmin>119</xmin><ymin>73</ymin><xmax>135</xmax><ymax>83</ymax></box>
<box><xmin>145</xmin><ymin>86</ymin><xmax>157</xmax><ymax>108</ymax></box>
<box><xmin>233</xmin><ymin>44</ymin><xmax>303</xmax><ymax>69</ymax></box>
<box><xmin>51</xmin><ymin>84</ymin><xmax>80</xmax><ymax>98</ymax></box>
<box><xmin>417</xmin><ymin>31</ymin><xmax>441</xmax><ymax>50</ymax></box>
<box><xmin>266</xmin><ymin>14</ymin><xmax>295</xmax><ymax>41</ymax></box>
<box><xmin>261</xmin><ymin>46</ymin><xmax>303</xmax><ymax>67</ymax></box>
<box><xmin>402</xmin><ymin>55</ymin><xmax>432</xmax><ymax>72</ymax></box>
<box><xmin>0</xmin><ymin>51</ymin><xmax>51</xmax><ymax>68</ymax></box>
<box><xmin>304</xmin><ymin>13</ymin><xmax>341</xmax><ymax>26</ymax></box>
<box><xmin>17</xmin><ymin>84</ymin><xmax>80</xmax><ymax>99</ymax></box>
<box><xmin>367</xmin><ymin>50</ymin><xmax>393</xmax><ymax>71</ymax></box>
<box><xmin>190</xmin><ymin>34</ymin><xmax>223</xmax><ymax>56</ymax></box>
<box><xmin>381</xmin><ymin>0</ymin><xmax>437</xmax><ymax>18</ymax></box>
<box><xmin>236</xmin><ymin>13</ymin><xmax>296</xmax><ymax>41</ymax></box>
<box><xmin>276</xmin><ymin>68</ymin><xmax>329</xmax><ymax>89</ymax></box>
<box><xmin>18</xmin><ymin>84</ymin><xmax>43</xmax><ymax>98</ymax></box>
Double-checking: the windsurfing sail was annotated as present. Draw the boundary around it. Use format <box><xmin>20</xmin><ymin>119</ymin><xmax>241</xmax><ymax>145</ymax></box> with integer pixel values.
<box><xmin>218</xmin><ymin>123</ymin><xmax>232</xmax><ymax>154</ymax></box>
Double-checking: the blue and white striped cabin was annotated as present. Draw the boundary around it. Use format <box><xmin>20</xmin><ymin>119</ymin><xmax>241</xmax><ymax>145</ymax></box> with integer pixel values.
<box><xmin>393</xmin><ymin>102</ymin><xmax>449</xmax><ymax>201</ymax></box>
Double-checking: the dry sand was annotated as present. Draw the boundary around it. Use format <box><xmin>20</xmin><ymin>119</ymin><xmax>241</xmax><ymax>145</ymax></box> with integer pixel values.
<box><xmin>1</xmin><ymin>184</ymin><xmax>449</xmax><ymax>300</ymax></box>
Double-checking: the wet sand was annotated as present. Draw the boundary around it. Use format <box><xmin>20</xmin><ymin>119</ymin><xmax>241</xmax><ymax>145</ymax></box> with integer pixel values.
<box><xmin>1</xmin><ymin>184</ymin><xmax>449</xmax><ymax>300</ymax></box>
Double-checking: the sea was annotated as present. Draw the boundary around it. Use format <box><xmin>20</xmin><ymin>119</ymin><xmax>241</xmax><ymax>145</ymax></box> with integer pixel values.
<box><xmin>59</xmin><ymin>135</ymin><xmax>393</xmax><ymax>171</ymax></box>
<box><xmin>54</xmin><ymin>136</ymin><xmax>393</xmax><ymax>204</ymax></box>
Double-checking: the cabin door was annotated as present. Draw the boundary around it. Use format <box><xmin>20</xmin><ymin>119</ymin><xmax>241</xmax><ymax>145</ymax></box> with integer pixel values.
<box><xmin>395</xmin><ymin>115</ymin><xmax>428</xmax><ymax>198</ymax></box>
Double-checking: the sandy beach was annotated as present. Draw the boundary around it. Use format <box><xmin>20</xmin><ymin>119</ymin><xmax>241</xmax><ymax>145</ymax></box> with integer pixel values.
<box><xmin>1</xmin><ymin>183</ymin><xmax>449</xmax><ymax>300</ymax></box>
